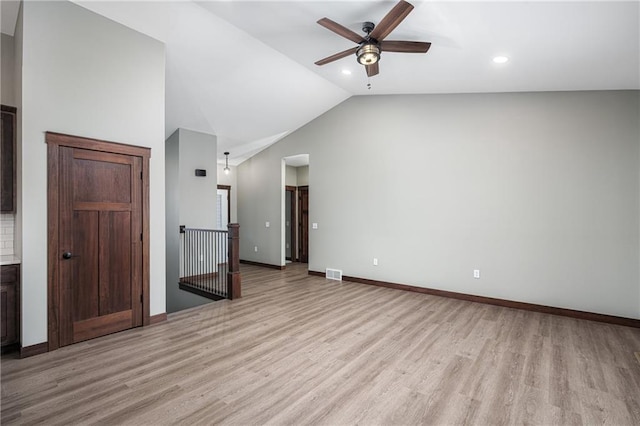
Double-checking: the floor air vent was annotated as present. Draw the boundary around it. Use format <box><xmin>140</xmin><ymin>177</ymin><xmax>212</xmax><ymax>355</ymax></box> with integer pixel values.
<box><xmin>325</xmin><ymin>268</ymin><xmax>343</xmax><ymax>281</ymax></box>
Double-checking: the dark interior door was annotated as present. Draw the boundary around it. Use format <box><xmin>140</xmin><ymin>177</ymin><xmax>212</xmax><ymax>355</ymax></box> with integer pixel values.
<box><xmin>285</xmin><ymin>186</ymin><xmax>296</xmax><ymax>262</ymax></box>
<box><xmin>298</xmin><ymin>186</ymin><xmax>309</xmax><ymax>263</ymax></box>
<box><xmin>1</xmin><ymin>106</ymin><xmax>16</xmax><ymax>212</ymax></box>
<box><xmin>58</xmin><ymin>146</ymin><xmax>143</xmax><ymax>346</ymax></box>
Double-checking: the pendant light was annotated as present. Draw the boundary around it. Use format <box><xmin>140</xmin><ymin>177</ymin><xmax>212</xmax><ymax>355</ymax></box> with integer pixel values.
<box><xmin>224</xmin><ymin>152</ymin><xmax>230</xmax><ymax>175</ymax></box>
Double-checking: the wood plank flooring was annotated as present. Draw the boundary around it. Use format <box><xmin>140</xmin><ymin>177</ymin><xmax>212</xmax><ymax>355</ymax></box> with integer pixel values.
<box><xmin>2</xmin><ymin>263</ymin><xmax>640</xmax><ymax>425</ymax></box>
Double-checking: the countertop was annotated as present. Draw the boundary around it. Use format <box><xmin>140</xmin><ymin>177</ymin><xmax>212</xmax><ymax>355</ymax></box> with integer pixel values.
<box><xmin>0</xmin><ymin>255</ymin><xmax>21</xmax><ymax>266</ymax></box>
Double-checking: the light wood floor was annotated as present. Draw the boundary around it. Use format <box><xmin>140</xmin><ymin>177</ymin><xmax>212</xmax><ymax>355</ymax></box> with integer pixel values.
<box><xmin>2</xmin><ymin>263</ymin><xmax>640</xmax><ymax>425</ymax></box>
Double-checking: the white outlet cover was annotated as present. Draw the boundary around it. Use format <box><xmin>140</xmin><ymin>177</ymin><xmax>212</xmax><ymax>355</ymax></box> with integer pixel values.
<box><xmin>265</xmin><ymin>221</ymin><xmax>270</xmax><ymax>228</ymax></box>
<box><xmin>312</xmin><ymin>223</ymin><xmax>318</xmax><ymax>229</ymax></box>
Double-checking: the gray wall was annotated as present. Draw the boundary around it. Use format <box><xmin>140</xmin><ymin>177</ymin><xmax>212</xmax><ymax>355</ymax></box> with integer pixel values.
<box><xmin>297</xmin><ymin>165</ymin><xmax>309</xmax><ymax>186</ymax></box>
<box><xmin>19</xmin><ymin>1</ymin><xmax>166</xmax><ymax>346</ymax></box>
<box><xmin>238</xmin><ymin>150</ymin><xmax>282</xmax><ymax>264</ymax></box>
<box><xmin>285</xmin><ymin>165</ymin><xmax>297</xmax><ymax>186</ymax></box>
<box><xmin>1</xmin><ymin>33</ymin><xmax>15</xmax><ymax>105</ymax></box>
<box><xmin>165</xmin><ymin>128</ymin><xmax>218</xmax><ymax>313</ymax></box>
<box><xmin>238</xmin><ymin>91</ymin><xmax>640</xmax><ymax>319</ymax></box>
<box><xmin>13</xmin><ymin>3</ymin><xmax>22</xmax><ymax>262</ymax></box>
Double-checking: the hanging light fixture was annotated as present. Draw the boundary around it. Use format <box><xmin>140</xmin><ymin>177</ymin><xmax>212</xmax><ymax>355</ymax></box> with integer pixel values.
<box><xmin>223</xmin><ymin>152</ymin><xmax>230</xmax><ymax>175</ymax></box>
<box><xmin>357</xmin><ymin>42</ymin><xmax>380</xmax><ymax>65</ymax></box>
<box><xmin>356</xmin><ymin>22</ymin><xmax>379</xmax><ymax>66</ymax></box>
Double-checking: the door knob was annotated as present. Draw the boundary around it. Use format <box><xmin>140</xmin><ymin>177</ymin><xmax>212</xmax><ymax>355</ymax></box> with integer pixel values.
<box><xmin>62</xmin><ymin>252</ymin><xmax>73</xmax><ymax>259</ymax></box>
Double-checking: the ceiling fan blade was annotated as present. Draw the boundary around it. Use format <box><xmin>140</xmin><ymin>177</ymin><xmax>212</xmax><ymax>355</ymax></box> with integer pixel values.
<box><xmin>315</xmin><ymin>47</ymin><xmax>359</xmax><ymax>66</ymax></box>
<box><xmin>317</xmin><ymin>18</ymin><xmax>365</xmax><ymax>44</ymax></box>
<box><xmin>366</xmin><ymin>62</ymin><xmax>379</xmax><ymax>77</ymax></box>
<box><xmin>369</xmin><ymin>0</ymin><xmax>414</xmax><ymax>41</ymax></box>
<box><xmin>381</xmin><ymin>40</ymin><xmax>431</xmax><ymax>53</ymax></box>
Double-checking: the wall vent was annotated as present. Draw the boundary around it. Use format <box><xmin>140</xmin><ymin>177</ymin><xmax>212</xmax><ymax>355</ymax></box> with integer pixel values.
<box><xmin>325</xmin><ymin>268</ymin><xmax>343</xmax><ymax>281</ymax></box>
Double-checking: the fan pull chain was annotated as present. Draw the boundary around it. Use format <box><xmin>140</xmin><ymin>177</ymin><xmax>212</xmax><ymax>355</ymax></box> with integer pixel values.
<box><xmin>367</xmin><ymin>76</ymin><xmax>372</xmax><ymax>90</ymax></box>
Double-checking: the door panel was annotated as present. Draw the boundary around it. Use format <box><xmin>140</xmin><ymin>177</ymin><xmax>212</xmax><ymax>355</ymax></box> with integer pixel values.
<box><xmin>99</xmin><ymin>211</ymin><xmax>132</xmax><ymax>315</ymax></box>
<box><xmin>74</xmin><ymin>158</ymin><xmax>132</xmax><ymax>203</ymax></box>
<box><xmin>71</xmin><ymin>210</ymin><xmax>99</xmax><ymax>322</ymax></box>
<box><xmin>73</xmin><ymin>310</ymin><xmax>133</xmax><ymax>343</ymax></box>
<box><xmin>59</xmin><ymin>146</ymin><xmax>142</xmax><ymax>346</ymax></box>
<box><xmin>298</xmin><ymin>186</ymin><xmax>309</xmax><ymax>263</ymax></box>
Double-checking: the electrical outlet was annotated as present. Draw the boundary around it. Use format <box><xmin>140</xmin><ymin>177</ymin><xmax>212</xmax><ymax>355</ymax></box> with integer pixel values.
<box><xmin>312</xmin><ymin>223</ymin><xmax>318</xmax><ymax>229</ymax></box>
<box><xmin>473</xmin><ymin>269</ymin><xmax>480</xmax><ymax>279</ymax></box>
<box><xmin>265</xmin><ymin>221</ymin><xmax>270</xmax><ymax>228</ymax></box>
<box><xmin>373</xmin><ymin>258</ymin><xmax>378</xmax><ymax>266</ymax></box>
<box><xmin>254</xmin><ymin>246</ymin><xmax>258</xmax><ymax>252</ymax></box>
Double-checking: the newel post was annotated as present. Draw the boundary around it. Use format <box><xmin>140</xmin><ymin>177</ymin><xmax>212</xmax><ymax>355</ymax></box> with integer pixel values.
<box><xmin>227</xmin><ymin>223</ymin><xmax>241</xmax><ymax>299</ymax></box>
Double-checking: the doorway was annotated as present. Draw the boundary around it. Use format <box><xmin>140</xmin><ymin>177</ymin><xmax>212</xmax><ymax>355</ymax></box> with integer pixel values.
<box><xmin>282</xmin><ymin>154</ymin><xmax>309</xmax><ymax>266</ymax></box>
<box><xmin>216</xmin><ymin>185</ymin><xmax>231</xmax><ymax>228</ymax></box>
<box><xmin>47</xmin><ymin>132</ymin><xmax>150</xmax><ymax>350</ymax></box>
<box><xmin>216</xmin><ymin>184</ymin><xmax>231</xmax><ymax>265</ymax></box>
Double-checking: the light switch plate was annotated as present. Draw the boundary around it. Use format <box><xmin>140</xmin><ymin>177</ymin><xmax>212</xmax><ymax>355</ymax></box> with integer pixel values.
<box><xmin>312</xmin><ymin>223</ymin><xmax>318</xmax><ymax>229</ymax></box>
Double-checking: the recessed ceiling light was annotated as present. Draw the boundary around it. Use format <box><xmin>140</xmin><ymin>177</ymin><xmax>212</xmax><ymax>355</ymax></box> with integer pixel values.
<box><xmin>341</xmin><ymin>69</ymin><xmax>352</xmax><ymax>75</ymax></box>
<box><xmin>493</xmin><ymin>56</ymin><xmax>509</xmax><ymax>64</ymax></box>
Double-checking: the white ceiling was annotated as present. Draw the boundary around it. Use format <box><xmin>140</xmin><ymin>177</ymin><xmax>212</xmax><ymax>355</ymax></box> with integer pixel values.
<box><xmin>3</xmin><ymin>1</ymin><xmax>639</xmax><ymax>165</ymax></box>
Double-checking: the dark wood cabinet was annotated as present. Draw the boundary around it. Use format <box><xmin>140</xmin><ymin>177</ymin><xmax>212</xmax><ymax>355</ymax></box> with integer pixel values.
<box><xmin>1</xmin><ymin>264</ymin><xmax>20</xmax><ymax>350</ymax></box>
<box><xmin>1</xmin><ymin>105</ymin><xmax>17</xmax><ymax>212</ymax></box>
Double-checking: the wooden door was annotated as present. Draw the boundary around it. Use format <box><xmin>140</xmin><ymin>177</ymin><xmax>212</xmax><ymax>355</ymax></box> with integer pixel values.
<box><xmin>1</xmin><ymin>105</ymin><xmax>16</xmax><ymax>212</ymax></box>
<box><xmin>48</xmin><ymin>132</ymin><xmax>150</xmax><ymax>350</ymax></box>
<box><xmin>298</xmin><ymin>186</ymin><xmax>309</xmax><ymax>263</ymax></box>
<box><xmin>285</xmin><ymin>186</ymin><xmax>296</xmax><ymax>262</ymax></box>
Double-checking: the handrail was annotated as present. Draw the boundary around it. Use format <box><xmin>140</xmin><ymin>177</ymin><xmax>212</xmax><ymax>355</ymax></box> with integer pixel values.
<box><xmin>179</xmin><ymin>223</ymin><xmax>241</xmax><ymax>300</ymax></box>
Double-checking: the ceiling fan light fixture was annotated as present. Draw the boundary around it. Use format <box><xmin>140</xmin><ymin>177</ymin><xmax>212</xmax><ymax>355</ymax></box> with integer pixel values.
<box><xmin>357</xmin><ymin>43</ymin><xmax>380</xmax><ymax>65</ymax></box>
<box><xmin>315</xmin><ymin>1</ymin><xmax>429</xmax><ymax>77</ymax></box>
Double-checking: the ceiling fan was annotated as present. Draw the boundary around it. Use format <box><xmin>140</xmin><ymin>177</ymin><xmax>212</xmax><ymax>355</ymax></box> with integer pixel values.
<box><xmin>314</xmin><ymin>0</ymin><xmax>431</xmax><ymax>77</ymax></box>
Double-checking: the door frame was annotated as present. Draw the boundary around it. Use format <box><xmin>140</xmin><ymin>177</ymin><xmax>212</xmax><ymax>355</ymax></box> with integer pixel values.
<box><xmin>285</xmin><ymin>185</ymin><xmax>297</xmax><ymax>262</ymax></box>
<box><xmin>47</xmin><ymin>132</ymin><xmax>151</xmax><ymax>351</ymax></box>
<box><xmin>217</xmin><ymin>184</ymin><xmax>231</xmax><ymax>226</ymax></box>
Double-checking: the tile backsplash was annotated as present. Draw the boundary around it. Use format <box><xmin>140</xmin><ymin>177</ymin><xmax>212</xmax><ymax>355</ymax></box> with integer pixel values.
<box><xmin>1</xmin><ymin>213</ymin><xmax>15</xmax><ymax>256</ymax></box>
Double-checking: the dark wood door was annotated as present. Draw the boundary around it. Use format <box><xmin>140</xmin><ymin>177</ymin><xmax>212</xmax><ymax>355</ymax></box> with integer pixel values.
<box><xmin>298</xmin><ymin>186</ymin><xmax>309</xmax><ymax>263</ymax></box>
<box><xmin>58</xmin><ymin>146</ymin><xmax>143</xmax><ymax>346</ymax></box>
<box><xmin>285</xmin><ymin>186</ymin><xmax>296</xmax><ymax>262</ymax></box>
<box><xmin>1</xmin><ymin>105</ymin><xmax>16</xmax><ymax>212</ymax></box>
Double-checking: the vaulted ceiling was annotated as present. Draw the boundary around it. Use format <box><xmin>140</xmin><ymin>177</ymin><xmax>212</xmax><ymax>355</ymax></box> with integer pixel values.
<box><xmin>3</xmin><ymin>1</ymin><xmax>639</xmax><ymax>165</ymax></box>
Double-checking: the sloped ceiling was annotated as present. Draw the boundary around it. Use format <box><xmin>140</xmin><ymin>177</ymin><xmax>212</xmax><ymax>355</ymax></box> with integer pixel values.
<box><xmin>4</xmin><ymin>1</ymin><xmax>639</xmax><ymax>165</ymax></box>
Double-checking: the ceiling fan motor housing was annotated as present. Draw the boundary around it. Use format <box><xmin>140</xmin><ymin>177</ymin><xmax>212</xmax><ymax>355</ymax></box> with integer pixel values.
<box><xmin>362</xmin><ymin>21</ymin><xmax>375</xmax><ymax>34</ymax></box>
